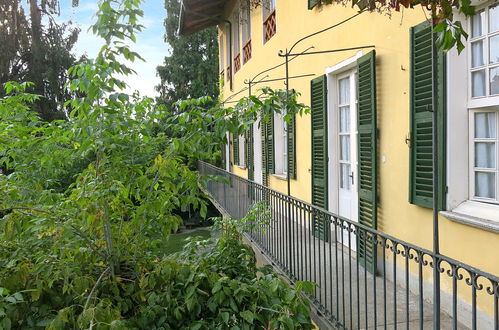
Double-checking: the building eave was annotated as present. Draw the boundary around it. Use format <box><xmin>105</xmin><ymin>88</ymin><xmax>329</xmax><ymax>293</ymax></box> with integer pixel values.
<box><xmin>178</xmin><ymin>0</ymin><xmax>229</xmax><ymax>36</ymax></box>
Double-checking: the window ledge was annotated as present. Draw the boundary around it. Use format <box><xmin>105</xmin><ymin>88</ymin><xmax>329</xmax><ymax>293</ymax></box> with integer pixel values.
<box><xmin>440</xmin><ymin>201</ymin><xmax>499</xmax><ymax>234</ymax></box>
<box><xmin>272</xmin><ymin>173</ymin><xmax>288</xmax><ymax>181</ymax></box>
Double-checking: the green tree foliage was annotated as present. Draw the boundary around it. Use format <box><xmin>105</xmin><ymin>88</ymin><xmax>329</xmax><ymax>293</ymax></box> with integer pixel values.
<box><xmin>316</xmin><ymin>0</ymin><xmax>475</xmax><ymax>53</ymax></box>
<box><xmin>156</xmin><ymin>0</ymin><xmax>219</xmax><ymax>107</ymax></box>
<box><xmin>0</xmin><ymin>0</ymin><xmax>311</xmax><ymax>327</ymax></box>
<box><xmin>0</xmin><ymin>0</ymin><xmax>80</xmax><ymax>121</ymax></box>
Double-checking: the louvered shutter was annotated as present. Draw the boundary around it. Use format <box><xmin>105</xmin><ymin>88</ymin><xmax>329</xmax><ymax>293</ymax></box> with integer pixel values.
<box><xmin>409</xmin><ymin>21</ymin><xmax>446</xmax><ymax>210</ymax></box>
<box><xmin>287</xmin><ymin>114</ymin><xmax>297</xmax><ymax>179</ymax></box>
<box><xmin>233</xmin><ymin>134</ymin><xmax>240</xmax><ymax>166</ymax></box>
<box><xmin>246</xmin><ymin>127</ymin><xmax>254</xmax><ymax>181</ymax></box>
<box><xmin>308</xmin><ymin>0</ymin><xmax>319</xmax><ymax>10</ymax></box>
<box><xmin>310</xmin><ymin>75</ymin><xmax>329</xmax><ymax>241</ymax></box>
<box><xmin>356</xmin><ymin>50</ymin><xmax>378</xmax><ymax>274</ymax></box>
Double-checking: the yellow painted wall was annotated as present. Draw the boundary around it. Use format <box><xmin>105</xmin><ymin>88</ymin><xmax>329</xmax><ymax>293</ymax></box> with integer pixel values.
<box><xmin>218</xmin><ymin>1</ymin><xmax>499</xmax><ymax>318</ymax></box>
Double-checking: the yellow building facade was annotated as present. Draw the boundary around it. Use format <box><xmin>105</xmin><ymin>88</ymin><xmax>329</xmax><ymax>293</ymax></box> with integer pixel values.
<box><xmin>180</xmin><ymin>0</ymin><xmax>498</xmax><ymax>327</ymax></box>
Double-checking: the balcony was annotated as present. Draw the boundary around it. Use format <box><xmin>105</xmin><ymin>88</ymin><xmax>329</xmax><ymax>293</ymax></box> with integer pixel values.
<box><xmin>263</xmin><ymin>10</ymin><xmax>276</xmax><ymax>43</ymax></box>
<box><xmin>243</xmin><ymin>40</ymin><xmax>252</xmax><ymax>64</ymax></box>
<box><xmin>199</xmin><ymin>161</ymin><xmax>499</xmax><ymax>329</ymax></box>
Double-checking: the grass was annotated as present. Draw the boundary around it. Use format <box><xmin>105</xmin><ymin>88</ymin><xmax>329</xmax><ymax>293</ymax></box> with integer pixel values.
<box><xmin>161</xmin><ymin>229</ymin><xmax>212</xmax><ymax>255</ymax></box>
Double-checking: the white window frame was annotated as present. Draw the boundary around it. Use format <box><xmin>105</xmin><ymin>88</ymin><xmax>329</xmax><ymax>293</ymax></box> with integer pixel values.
<box><xmin>444</xmin><ymin>2</ymin><xmax>499</xmax><ymax>229</ymax></box>
<box><xmin>241</xmin><ymin>0</ymin><xmax>251</xmax><ymax>45</ymax></box>
<box><xmin>325</xmin><ymin>51</ymin><xmax>363</xmax><ymax>214</ymax></box>
<box><xmin>233</xmin><ymin>9</ymin><xmax>240</xmax><ymax>59</ymax></box>
<box><xmin>468</xmin><ymin>2</ymin><xmax>499</xmax><ymax>108</ymax></box>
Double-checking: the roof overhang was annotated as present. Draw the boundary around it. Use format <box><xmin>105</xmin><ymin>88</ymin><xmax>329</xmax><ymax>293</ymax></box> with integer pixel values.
<box><xmin>178</xmin><ymin>0</ymin><xmax>229</xmax><ymax>36</ymax></box>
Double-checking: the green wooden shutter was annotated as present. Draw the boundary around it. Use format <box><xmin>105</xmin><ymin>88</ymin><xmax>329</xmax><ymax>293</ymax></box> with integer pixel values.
<box><xmin>267</xmin><ymin>114</ymin><xmax>275</xmax><ymax>174</ymax></box>
<box><xmin>233</xmin><ymin>134</ymin><xmax>239</xmax><ymax>166</ymax></box>
<box><xmin>310</xmin><ymin>75</ymin><xmax>329</xmax><ymax>240</ymax></box>
<box><xmin>287</xmin><ymin>114</ymin><xmax>297</xmax><ymax>179</ymax></box>
<box><xmin>308</xmin><ymin>0</ymin><xmax>319</xmax><ymax>10</ymax></box>
<box><xmin>246</xmin><ymin>127</ymin><xmax>254</xmax><ymax>181</ymax></box>
<box><xmin>356</xmin><ymin>50</ymin><xmax>378</xmax><ymax>274</ymax></box>
<box><xmin>409</xmin><ymin>21</ymin><xmax>446</xmax><ymax>210</ymax></box>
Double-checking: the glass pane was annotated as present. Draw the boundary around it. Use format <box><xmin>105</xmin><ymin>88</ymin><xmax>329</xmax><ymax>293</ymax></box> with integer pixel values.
<box><xmin>340</xmin><ymin>135</ymin><xmax>350</xmax><ymax>161</ymax></box>
<box><xmin>475</xmin><ymin>172</ymin><xmax>496</xmax><ymax>198</ymax></box>
<box><xmin>490</xmin><ymin>35</ymin><xmax>499</xmax><ymax>64</ymax></box>
<box><xmin>490</xmin><ymin>67</ymin><xmax>499</xmax><ymax>95</ymax></box>
<box><xmin>338</xmin><ymin>77</ymin><xmax>350</xmax><ymax>105</ymax></box>
<box><xmin>475</xmin><ymin>112</ymin><xmax>497</xmax><ymax>138</ymax></box>
<box><xmin>490</xmin><ymin>4</ymin><xmax>499</xmax><ymax>33</ymax></box>
<box><xmin>339</xmin><ymin>106</ymin><xmax>350</xmax><ymax>133</ymax></box>
<box><xmin>475</xmin><ymin>112</ymin><xmax>496</xmax><ymax>139</ymax></box>
<box><xmin>472</xmin><ymin>40</ymin><xmax>485</xmax><ymax>67</ymax></box>
<box><xmin>472</xmin><ymin>10</ymin><xmax>485</xmax><ymax>38</ymax></box>
<box><xmin>341</xmin><ymin>164</ymin><xmax>351</xmax><ymax>190</ymax></box>
<box><xmin>472</xmin><ymin>70</ymin><xmax>486</xmax><ymax>97</ymax></box>
<box><xmin>475</xmin><ymin>142</ymin><xmax>496</xmax><ymax>168</ymax></box>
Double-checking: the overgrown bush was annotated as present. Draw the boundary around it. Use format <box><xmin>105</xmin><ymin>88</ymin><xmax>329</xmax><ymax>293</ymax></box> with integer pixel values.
<box><xmin>0</xmin><ymin>1</ymin><xmax>311</xmax><ymax>328</ymax></box>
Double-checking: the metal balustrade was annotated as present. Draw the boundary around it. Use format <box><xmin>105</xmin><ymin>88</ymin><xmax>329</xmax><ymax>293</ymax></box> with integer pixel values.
<box><xmin>199</xmin><ymin>161</ymin><xmax>499</xmax><ymax>330</ymax></box>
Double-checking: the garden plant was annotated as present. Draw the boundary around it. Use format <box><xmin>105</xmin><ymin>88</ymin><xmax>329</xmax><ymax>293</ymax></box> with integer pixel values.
<box><xmin>0</xmin><ymin>0</ymin><xmax>312</xmax><ymax>328</ymax></box>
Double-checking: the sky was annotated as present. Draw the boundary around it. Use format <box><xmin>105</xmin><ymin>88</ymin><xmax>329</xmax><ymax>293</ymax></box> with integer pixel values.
<box><xmin>58</xmin><ymin>0</ymin><xmax>169</xmax><ymax>98</ymax></box>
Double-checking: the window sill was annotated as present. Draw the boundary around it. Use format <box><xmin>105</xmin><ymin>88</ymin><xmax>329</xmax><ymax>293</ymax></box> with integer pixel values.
<box><xmin>440</xmin><ymin>201</ymin><xmax>499</xmax><ymax>234</ymax></box>
<box><xmin>272</xmin><ymin>173</ymin><xmax>288</xmax><ymax>181</ymax></box>
<box><xmin>237</xmin><ymin>165</ymin><xmax>246</xmax><ymax>170</ymax></box>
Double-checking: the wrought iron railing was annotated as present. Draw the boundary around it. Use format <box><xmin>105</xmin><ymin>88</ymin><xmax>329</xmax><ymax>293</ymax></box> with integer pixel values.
<box><xmin>199</xmin><ymin>161</ymin><xmax>499</xmax><ymax>330</ymax></box>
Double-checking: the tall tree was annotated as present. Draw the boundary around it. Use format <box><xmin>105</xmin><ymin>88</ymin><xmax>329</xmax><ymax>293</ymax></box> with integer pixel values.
<box><xmin>156</xmin><ymin>0</ymin><xmax>219</xmax><ymax>107</ymax></box>
<box><xmin>0</xmin><ymin>0</ymin><xmax>79</xmax><ymax>121</ymax></box>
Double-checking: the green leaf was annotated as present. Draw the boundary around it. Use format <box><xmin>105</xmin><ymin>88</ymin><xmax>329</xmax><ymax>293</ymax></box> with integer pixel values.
<box><xmin>221</xmin><ymin>311</ymin><xmax>230</xmax><ymax>324</ymax></box>
<box><xmin>240</xmin><ymin>311</ymin><xmax>254</xmax><ymax>324</ymax></box>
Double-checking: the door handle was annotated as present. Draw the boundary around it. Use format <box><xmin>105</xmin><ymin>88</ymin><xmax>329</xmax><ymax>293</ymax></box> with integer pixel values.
<box><xmin>349</xmin><ymin>172</ymin><xmax>354</xmax><ymax>185</ymax></box>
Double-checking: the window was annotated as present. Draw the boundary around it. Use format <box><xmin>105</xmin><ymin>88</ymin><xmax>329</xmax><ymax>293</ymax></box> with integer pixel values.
<box><xmin>225</xmin><ymin>23</ymin><xmax>231</xmax><ymax>84</ymax></box>
<box><xmin>469</xmin><ymin>4</ymin><xmax>499</xmax><ymax>98</ymax></box>
<box><xmin>468</xmin><ymin>3</ymin><xmax>499</xmax><ymax>205</ymax></box>
<box><xmin>241</xmin><ymin>0</ymin><xmax>252</xmax><ymax>63</ymax></box>
<box><xmin>262</xmin><ymin>0</ymin><xmax>276</xmax><ymax>43</ymax></box>
<box><xmin>219</xmin><ymin>34</ymin><xmax>225</xmax><ymax>83</ymax></box>
<box><xmin>470</xmin><ymin>110</ymin><xmax>499</xmax><ymax>203</ymax></box>
<box><xmin>232</xmin><ymin>133</ymin><xmax>246</xmax><ymax>167</ymax></box>
<box><xmin>233</xmin><ymin>10</ymin><xmax>241</xmax><ymax>73</ymax></box>
<box><xmin>445</xmin><ymin>2</ymin><xmax>499</xmax><ymax>227</ymax></box>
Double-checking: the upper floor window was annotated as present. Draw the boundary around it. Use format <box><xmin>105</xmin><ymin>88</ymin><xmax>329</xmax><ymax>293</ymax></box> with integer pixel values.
<box><xmin>225</xmin><ymin>23</ymin><xmax>232</xmax><ymax>84</ymax></box>
<box><xmin>219</xmin><ymin>34</ymin><xmax>225</xmax><ymax>82</ymax></box>
<box><xmin>241</xmin><ymin>0</ymin><xmax>252</xmax><ymax>63</ymax></box>
<box><xmin>233</xmin><ymin>9</ymin><xmax>242</xmax><ymax>73</ymax></box>
<box><xmin>470</xmin><ymin>4</ymin><xmax>499</xmax><ymax>98</ymax></box>
<box><xmin>262</xmin><ymin>0</ymin><xmax>276</xmax><ymax>43</ymax></box>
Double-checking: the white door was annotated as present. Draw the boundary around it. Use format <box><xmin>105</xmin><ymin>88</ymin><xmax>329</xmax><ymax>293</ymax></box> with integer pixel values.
<box><xmin>336</xmin><ymin>73</ymin><xmax>359</xmax><ymax>248</ymax></box>
<box><xmin>253</xmin><ymin>121</ymin><xmax>263</xmax><ymax>184</ymax></box>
